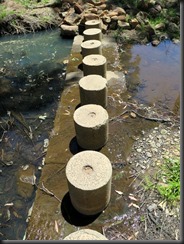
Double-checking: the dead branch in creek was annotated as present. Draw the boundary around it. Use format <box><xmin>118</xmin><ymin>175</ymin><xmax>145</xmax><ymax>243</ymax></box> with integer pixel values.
<box><xmin>109</xmin><ymin>109</ymin><xmax>179</xmax><ymax>124</ymax></box>
<box><xmin>38</xmin><ymin>182</ymin><xmax>61</xmax><ymax>203</ymax></box>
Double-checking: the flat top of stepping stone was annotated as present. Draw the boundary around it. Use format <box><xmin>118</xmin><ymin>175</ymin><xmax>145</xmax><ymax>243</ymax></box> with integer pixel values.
<box><xmin>63</xmin><ymin>228</ymin><xmax>108</xmax><ymax>240</ymax></box>
<box><xmin>66</xmin><ymin>150</ymin><xmax>112</xmax><ymax>190</ymax></box>
<box><xmin>73</xmin><ymin>104</ymin><xmax>108</xmax><ymax>127</ymax></box>
<box><xmin>83</xmin><ymin>28</ymin><xmax>102</xmax><ymax>35</ymax></box>
<box><xmin>83</xmin><ymin>54</ymin><xmax>106</xmax><ymax>66</ymax></box>
<box><xmin>79</xmin><ymin>74</ymin><xmax>107</xmax><ymax>90</ymax></box>
<box><xmin>85</xmin><ymin>20</ymin><xmax>101</xmax><ymax>25</ymax></box>
<box><xmin>81</xmin><ymin>40</ymin><xmax>101</xmax><ymax>49</ymax></box>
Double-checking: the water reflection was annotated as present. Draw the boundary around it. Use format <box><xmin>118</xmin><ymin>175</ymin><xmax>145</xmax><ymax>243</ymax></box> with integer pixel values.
<box><xmin>0</xmin><ymin>29</ymin><xmax>73</xmax><ymax>114</ymax></box>
<box><xmin>0</xmin><ymin>29</ymin><xmax>73</xmax><ymax>240</ymax></box>
<box><xmin>120</xmin><ymin>40</ymin><xmax>180</xmax><ymax>113</ymax></box>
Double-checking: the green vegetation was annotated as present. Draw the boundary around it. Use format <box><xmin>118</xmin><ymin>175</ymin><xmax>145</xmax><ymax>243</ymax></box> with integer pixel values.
<box><xmin>142</xmin><ymin>157</ymin><xmax>180</xmax><ymax>206</ymax></box>
<box><xmin>110</xmin><ymin>0</ymin><xmax>179</xmax><ymax>41</ymax></box>
<box><xmin>14</xmin><ymin>0</ymin><xmax>50</xmax><ymax>8</ymax></box>
<box><xmin>0</xmin><ymin>0</ymin><xmax>180</xmax><ymax>40</ymax></box>
<box><xmin>0</xmin><ymin>0</ymin><xmax>59</xmax><ymax>35</ymax></box>
<box><xmin>14</xmin><ymin>0</ymin><xmax>32</xmax><ymax>7</ymax></box>
<box><xmin>157</xmin><ymin>157</ymin><xmax>180</xmax><ymax>203</ymax></box>
<box><xmin>142</xmin><ymin>175</ymin><xmax>156</xmax><ymax>191</ymax></box>
<box><xmin>148</xmin><ymin>16</ymin><xmax>165</xmax><ymax>27</ymax></box>
<box><xmin>0</xmin><ymin>5</ymin><xmax>15</xmax><ymax>20</ymax></box>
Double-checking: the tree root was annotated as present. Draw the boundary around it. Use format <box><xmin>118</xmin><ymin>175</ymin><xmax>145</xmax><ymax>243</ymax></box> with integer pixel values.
<box><xmin>110</xmin><ymin>109</ymin><xmax>179</xmax><ymax>124</ymax></box>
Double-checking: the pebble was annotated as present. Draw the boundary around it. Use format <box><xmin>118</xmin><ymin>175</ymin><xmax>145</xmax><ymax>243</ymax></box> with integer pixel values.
<box><xmin>160</xmin><ymin>129</ymin><xmax>167</xmax><ymax>134</ymax></box>
<box><xmin>130</xmin><ymin>112</ymin><xmax>136</xmax><ymax>118</ymax></box>
<box><xmin>148</xmin><ymin>203</ymin><xmax>157</xmax><ymax>212</ymax></box>
<box><xmin>146</xmin><ymin>152</ymin><xmax>152</xmax><ymax>158</ymax></box>
<box><xmin>129</xmin><ymin>124</ymin><xmax>180</xmax><ymax>174</ymax></box>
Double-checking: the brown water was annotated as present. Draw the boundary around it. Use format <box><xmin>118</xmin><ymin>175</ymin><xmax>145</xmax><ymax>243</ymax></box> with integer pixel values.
<box><xmin>0</xmin><ymin>33</ymin><xmax>180</xmax><ymax>240</ymax></box>
<box><xmin>120</xmin><ymin>40</ymin><xmax>180</xmax><ymax>112</ymax></box>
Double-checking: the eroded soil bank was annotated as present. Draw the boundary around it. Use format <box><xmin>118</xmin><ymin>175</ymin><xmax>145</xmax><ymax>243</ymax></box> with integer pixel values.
<box><xmin>0</xmin><ymin>0</ymin><xmax>180</xmax><ymax>46</ymax></box>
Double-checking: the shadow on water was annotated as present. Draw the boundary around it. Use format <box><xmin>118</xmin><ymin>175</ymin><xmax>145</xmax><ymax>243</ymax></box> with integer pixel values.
<box><xmin>61</xmin><ymin>192</ymin><xmax>101</xmax><ymax>226</ymax></box>
<box><xmin>69</xmin><ymin>136</ymin><xmax>104</xmax><ymax>156</ymax></box>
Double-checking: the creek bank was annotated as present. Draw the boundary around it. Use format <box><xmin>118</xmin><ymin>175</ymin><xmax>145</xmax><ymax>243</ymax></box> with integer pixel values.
<box><xmin>0</xmin><ymin>0</ymin><xmax>180</xmax><ymax>45</ymax></box>
<box><xmin>103</xmin><ymin>117</ymin><xmax>180</xmax><ymax>240</ymax></box>
<box><xmin>130</xmin><ymin>122</ymin><xmax>180</xmax><ymax>240</ymax></box>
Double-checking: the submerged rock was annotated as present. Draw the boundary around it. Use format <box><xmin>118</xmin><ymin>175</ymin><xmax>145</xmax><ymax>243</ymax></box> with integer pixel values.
<box><xmin>16</xmin><ymin>165</ymin><xmax>36</xmax><ymax>199</ymax></box>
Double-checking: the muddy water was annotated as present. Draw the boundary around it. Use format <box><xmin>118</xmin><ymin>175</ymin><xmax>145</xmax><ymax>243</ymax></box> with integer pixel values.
<box><xmin>120</xmin><ymin>40</ymin><xmax>180</xmax><ymax>112</ymax></box>
<box><xmin>0</xmin><ymin>31</ymin><xmax>180</xmax><ymax>240</ymax></box>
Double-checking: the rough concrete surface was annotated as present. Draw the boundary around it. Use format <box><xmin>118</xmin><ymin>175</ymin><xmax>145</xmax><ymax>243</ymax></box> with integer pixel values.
<box><xmin>79</xmin><ymin>74</ymin><xmax>107</xmax><ymax>107</ymax></box>
<box><xmin>81</xmin><ymin>39</ymin><xmax>102</xmax><ymax>57</ymax></box>
<box><xmin>66</xmin><ymin>150</ymin><xmax>112</xmax><ymax>215</ymax></box>
<box><xmin>63</xmin><ymin>228</ymin><xmax>108</xmax><ymax>240</ymax></box>
<box><xmin>83</xmin><ymin>28</ymin><xmax>102</xmax><ymax>41</ymax></box>
<box><xmin>83</xmin><ymin>54</ymin><xmax>107</xmax><ymax>78</ymax></box>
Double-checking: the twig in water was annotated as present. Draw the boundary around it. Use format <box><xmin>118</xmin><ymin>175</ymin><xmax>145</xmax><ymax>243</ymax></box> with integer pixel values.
<box><xmin>38</xmin><ymin>182</ymin><xmax>61</xmax><ymax>203</ymax></box>
<box><xmin>129</xmin><ymin>171</ymin><xmax>142</xmax><ymax>187</ymax></box>
<box><xmin>110</xmin><ymin>109</ymin><xmax>175</xmax><ymax>123</ymax></box>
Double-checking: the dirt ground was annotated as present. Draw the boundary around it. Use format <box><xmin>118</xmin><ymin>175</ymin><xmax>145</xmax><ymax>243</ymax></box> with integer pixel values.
<box><xmin>104</xmin><ymin>119</ymin><xmax>180</xmax><ymax>241</ymax></box>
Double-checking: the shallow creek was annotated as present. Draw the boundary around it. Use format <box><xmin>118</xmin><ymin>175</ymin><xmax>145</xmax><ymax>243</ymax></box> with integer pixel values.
<box><xmin>0</xmin><ymin>30</ymin><xmax>180</xmax><ymax>240</ymax></box>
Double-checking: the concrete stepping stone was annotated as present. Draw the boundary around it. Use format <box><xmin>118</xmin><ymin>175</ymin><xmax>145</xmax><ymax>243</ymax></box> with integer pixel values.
<box><xmin>83</xmin><ymin>28</ymin><xmax>102</xmax><ymax>41</ymax></box>
<box><xmin>85</xmin><ymin>19</ymin><xmax>102</xmax><ymax>29</ymax></box>
<box><xmin>63</xmin><ymin>228</ymin><xmax>108</xmax><ymax>240</ymax></box>
<box><xmin>73</xmin><ymin>104</ymin><xmax>109</xmax><ymax>150</ymax></box>
<box><xmin>81</xmin><ymin>39</ymin><xmax>102</xmax><ymax>58</ymax></box>
<box><xmin>65</xmin><ymin>150</ymin><xmax>112</xmax><ymax>215</ymax></box>
<box><xmin>79</xmin><ymin>74</ymin><xmax>107</xmax><ymax>108</ymax></box>
<box><xmin>82</xmin><ymin>54</ymin><xmax>107</xmax><ymax>78</ymax></box>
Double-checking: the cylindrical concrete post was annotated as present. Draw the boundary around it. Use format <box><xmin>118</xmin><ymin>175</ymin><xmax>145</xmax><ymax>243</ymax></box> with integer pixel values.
<box><xmin>81</xmin><ymin>40</ymin><xmax>102</xmax><ymax>58</ymax></box>
<box><xmin>63</xmin><ymin>229</ymin><xmax>108</xmax><ymax>240</ymax></box>
<box><xmin>73</xmin><ymin>104</ymin><xmax>109</xmax><ymax>150</ymax></box>
<box><xmin>83</xmin><ymin>28</ymin><xmax>102</xmax><ymax>42</ymax></box>
<box><xmin>79</xmin><ymin>74</ymin><xmax>107</xmax><ymax>108</ymax></box>
<box><xmin>65</xmin><ymin>150</ymin><xmax>112</xmax><ymax>215</ymax></box>
<box><xmin>85</xmin><ymin>19</ymin><xmax>102</xmax><ymax>29</ymax></box>
<box><xmin>83</xmin><ymin>54</ymin><xmax>107</xmax><ymax>78</ymax></box>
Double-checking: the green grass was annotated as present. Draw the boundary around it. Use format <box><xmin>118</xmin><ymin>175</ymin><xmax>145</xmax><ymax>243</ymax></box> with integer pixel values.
<box><xmin>166</xmin><ymin>7</ymin><xmax>178</xmax><ymax>18</ymax></box>
<box><xmin>148</xmin><ymin>16</ymin><xmax>165</xmax><ymax>27</ymax></box>
<box><xmin>0</xmin><ymin>5</ymin><xmax>15</xmax><ymax>21</ymax></box>
<box><xmin>142</xmin><ymin>175</ymin><xmax>156</xmax><ymax>191</ymax></box>
<box><xmin>142</xmin><ymin>157</ymin><xmax>180</xmax><ymax>206</ymax></box>
<box><xmin>157</xmin><ymin>157</ymin><xmax>180</xmax><ymax>203</ymax></box>
<box><xmin>14</xmin><ymin>0</ymin><xmax>50</xmax><ymax>8</ymax></box>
